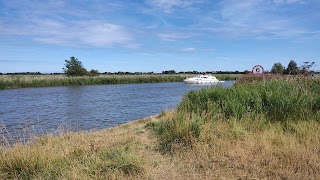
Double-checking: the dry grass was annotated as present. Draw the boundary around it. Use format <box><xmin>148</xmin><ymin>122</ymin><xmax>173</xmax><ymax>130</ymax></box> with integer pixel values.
<box><xmin>163</xmin><ymin>112</ymin><xmax>320</xmax><ymax>179</ymax></box>
<box><xmin>1</xmin><ymin>113</ymin><xmax>319</xmax><ymax>179</ymax></box>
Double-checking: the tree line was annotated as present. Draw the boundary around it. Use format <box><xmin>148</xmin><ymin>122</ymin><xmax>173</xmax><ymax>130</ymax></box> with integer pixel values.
<box><xmin>271</xmin><ymin>60</ymin><xmax>316</xmax><ymax>75</ymax></box>
<box><xmin>63</xmin><ymin>57</ymin><xmax>247</xmax><ymax>76</ymax></box>
<box><xmin>0</xmin><ymin>57</ymin><xmax>317</xmax><ymax>76</ymax></box>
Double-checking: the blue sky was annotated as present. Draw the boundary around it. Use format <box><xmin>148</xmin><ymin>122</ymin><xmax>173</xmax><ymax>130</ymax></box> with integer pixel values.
<box><xmin>0</xmin><ymin>0</ymin><xmax>319</xmax><ymax>73</ymax></box>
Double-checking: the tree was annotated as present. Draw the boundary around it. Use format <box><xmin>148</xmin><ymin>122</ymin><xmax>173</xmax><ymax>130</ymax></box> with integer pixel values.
<box><xmin>63</xmin><ymin>57</ymin><xmax>88</xmax><ymax>76</ymax></box>
<box><xmin>271</xmin><ymin>62</ymin><xmax>284</xmax><ymax>74</ymax></box>
<box><xmin>243</xmin><ymin>70</ymin><xmax>250</xmax><ymax>74</ymax></box>
<box><xmin>286</xmin><ymin>60</ymin><xmax>299</xmax><ymax>75</ymax></box>
<box><xmin>162</xmin><ymin>70</ymin><xmax>176</xmax><ymax>74</ymax></box>
<box><xmin>89</xmin><ymin>69</ymin><xmax>99</xmax><ymax>76</ymax></box>
<box><xmin>300</xmin><ymin>61</ymin><xmax>315</xmax><ymax>75</ymax></box>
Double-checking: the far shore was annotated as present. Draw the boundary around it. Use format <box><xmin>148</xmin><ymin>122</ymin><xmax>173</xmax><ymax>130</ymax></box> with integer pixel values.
<box><xmin>0</xmin><ymin>73</ymin><xmax>240</xmax><ymax>90</ymax></box>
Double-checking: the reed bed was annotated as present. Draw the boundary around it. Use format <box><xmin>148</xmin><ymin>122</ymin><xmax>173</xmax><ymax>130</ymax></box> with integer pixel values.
<box><xmin>0</xmin><ymin>74</ymin><xmax>239</xmax><ymax>90</ymax></box>
<box><xmin>179</xmin><ymin>75</ymin><xmax>320</xmax><ymax>122</ymax></box>
<box><xmin>153</xmin><ymin>75</ymin><xmax>320</xmax><ymax>179</ymax></box>
<box><xmin>0</xmin><ymin>75</ymin><xmax>184</xmax><ymax>89</ymax></box>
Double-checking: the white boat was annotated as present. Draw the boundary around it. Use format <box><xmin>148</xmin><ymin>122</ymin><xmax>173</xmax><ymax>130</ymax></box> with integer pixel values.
<box><xmin>183</xmin><ymin>74</ymin><xmax>225</xmax><ymax>84</ymax></box>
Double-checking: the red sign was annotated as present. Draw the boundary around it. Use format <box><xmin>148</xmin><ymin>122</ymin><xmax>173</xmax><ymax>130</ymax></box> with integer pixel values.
<box><xmin>252</xmin><ymin>65</ymin><xmax>264</xmax><ymax>74</ymax></box>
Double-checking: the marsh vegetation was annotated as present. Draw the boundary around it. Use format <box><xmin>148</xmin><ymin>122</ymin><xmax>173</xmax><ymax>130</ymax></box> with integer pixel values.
<box><xmin>0</xmin><ymin>74</ymin><xmax>239</xmax><ymax>90</ymax></box>
<box><xmin>0</xmin><ymin>75</ymin><xmax>319</xmax><ymax>179</ymax></box>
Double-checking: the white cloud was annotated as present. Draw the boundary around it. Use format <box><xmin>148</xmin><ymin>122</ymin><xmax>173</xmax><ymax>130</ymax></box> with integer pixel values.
<box><xmin>181</xmin><ymin>47</ymin><xmax>196</xmax><ymax>52</ymax></box>
<box><xmin>2</xmin><ymin>18</ymin><xmax>134</xmax><ymax>48</ymax></box>
<box><xmin>157</xmin><ymin>33</ymin><xmax>194</xmax><ymax>41</ymax></box>
<box><xmin>273</xmin><ymin>0</ymin><xmax>304</xmax><ymax>4</ymax></box>
<box><xmin>0</xmin><ymin>1</ymin><xmax>136</xmax><ymax>48</ymax></box>
<box><xmin>145</xmin><ymin>0</ymin><xmax>205</xmax><ymax>13</ymax></box>
<box><xmin>208</xmin><ymin>0</ymin><xmax>315</xmax><ymax>39</ymax></box>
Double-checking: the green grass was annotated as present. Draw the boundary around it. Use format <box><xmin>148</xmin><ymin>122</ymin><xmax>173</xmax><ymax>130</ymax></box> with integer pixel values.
<box><xmin>0</xmin><ymin>74</ymin><xmax>240</xmax><ymax>90</ymax></box>
<box><xmin>0</xmin><ymin>75</ymin><xmax>184</xmax><ymax>89</ymax></box>
<box><xmin>154</xmin><ymin>75</ymin><xmax>320</xmax><ymax>150</ymax></box>
<box><xmin>149</xmin><ymin>75</ymin><xmax>320</xmax><ymax>179</ymax></box>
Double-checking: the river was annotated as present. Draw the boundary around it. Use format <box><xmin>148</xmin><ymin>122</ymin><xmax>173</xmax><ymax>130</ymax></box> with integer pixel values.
<box><xmin>0</xmin><ymin>81</ymin><xmax>234</xmax><ymax>143</ymax></box>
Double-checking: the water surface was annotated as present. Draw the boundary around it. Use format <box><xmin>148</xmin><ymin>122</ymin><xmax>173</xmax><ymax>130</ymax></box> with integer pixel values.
<box><xmin>0</xmin><ymin>81</ymin><xmax>233</xmax><ymax>142</ymax></box>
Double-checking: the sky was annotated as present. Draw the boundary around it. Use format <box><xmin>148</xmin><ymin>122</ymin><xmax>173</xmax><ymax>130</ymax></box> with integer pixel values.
<box><xmin>0</xmin><ymin>0</ymin><xmax>319</xmax><ymax>73</ymax></box>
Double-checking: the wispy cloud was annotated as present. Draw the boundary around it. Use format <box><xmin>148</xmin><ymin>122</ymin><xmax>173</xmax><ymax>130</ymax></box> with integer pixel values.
<box><xmin>203</xmin><ymin>0</ymin><xmax>319</xmax><ymax>40</ymax></box>
<box><xmin>0</xmin><ymin>1</ymin><xmax>136</xmax><ymax>48</ymax></box>
<box><xmin>1</xmin><ymin>19</ymin><xmax>134</xmax><ymax>48</ymax></box>
<box><xmin>157</xmin><ymin>33</ymin><xmax>197</xmax><ymax>41</ymax></box>
<box><xmin>0</xmin><ymin>0</ymin><xmax>319</xmax><ymax>50</ymax></box>
<box><xmin>36</xmin><ymin>21</ymin><xmax>134</xmax><ymax>48</ymax></box>
<box><xmin>145</xmin><ymin>0</ymin><xmax>206</xmax><ymax>13</ymax></box>
<box><xmin>181</xmin><ymin>47</ymin><xmax>196</xmax><ymax>52</ymax></box>
<box><xmin>273</xmin><ymin>0</ymin><xmax>304</xmax><ymax>5</ymax></box>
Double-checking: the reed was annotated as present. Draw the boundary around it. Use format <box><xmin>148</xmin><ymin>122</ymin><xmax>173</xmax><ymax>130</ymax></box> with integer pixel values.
<box><xmin>0</xmin><ymin>75</ymin><xmax>185</xmax><ymax>89</ymax></box>
<box><xmin>178</xmin><ymin>75</ymin><xmax>320</xmax><ymax>122</ymax></box>
<box><xmin>156</xmin><ymin>76</ymin><xmax>320</xmax><ymax>147</ymax></box>
<box><xmin>0</xmin><ymin>74</ymin><xmax>240</xmax><ymax>90</ymax></box>
<box><xmin>151</xmin><ymin>75</ymin><xmax>320</xmax><ymax>179</ymax></box>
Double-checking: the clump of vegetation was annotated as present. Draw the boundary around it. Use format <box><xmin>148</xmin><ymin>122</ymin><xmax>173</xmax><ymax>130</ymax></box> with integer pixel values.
<box><xmin>0</xmin><ymin>129</ymin><xmax>145</xmax><ymax>179</ymax></box>
<box><xmin>157</xmin><ymin>76</ymin><xmax>319</xmax><ymax>140</ymax></box>
<box><xmin>63</xmin><ymin>57</ymin><xmax>88</xmax><ymax>76</ymax></box>
<box><xmin>270</xmin><ymin>60</ymin><xmax>316</xmax><ymax>75</ymax></box>
<box><xmin>151</xmin><ymin>76</ymin><xmax>320</xmax><ymax>178</ymax></box>
<box><xmin>182</xmin><ymin>76</ymin><xmax>319</xmax><ymax>122</ymax></box>
<box><xmin>89</xmin><ymin>69</ymin><xmax>99</xmax><ymax>76</ymax></box>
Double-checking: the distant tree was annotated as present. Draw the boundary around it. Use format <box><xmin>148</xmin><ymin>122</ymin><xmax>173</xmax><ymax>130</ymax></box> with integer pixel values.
<box><xmin>286</xmin><ymin>60</ymin><xmax>299</xmax><ymax>75</ymax></box>
<box><xmin>89</xmin><ymin>69</ymin><xmax>99</xmax><ymax>76</ymax></box>
<box><xmin>162</xmin><ymin>70</ymin><xmax>176</xmax><ymax>74</ymax></box>
<box><xmin>63</xmin><ymin>57</ymin><xmax>88</xmax><ymax>76</ymax></box>
<box><xmin>243</xmin><ymin>70</ymin><xmax>250</xmax><ymax>74</ymax></box>
<box><xmin>271</xmin><ymin>62</ymin><xmax>284</xmax><ymax>74</ymax></box>
<box><xmin>300</xmin><ymin>61</ymin><xmax>315</xmax><ymax>75</ymax></box>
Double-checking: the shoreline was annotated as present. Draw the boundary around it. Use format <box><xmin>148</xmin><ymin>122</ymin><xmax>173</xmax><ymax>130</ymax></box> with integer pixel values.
<box><xmin>0</xmin><ymin>74</ymin><xmax>240</xmax><ymax>90</ymax></box>
<box><xmin>1</xmin><ymin>110</ymin><xmax>319</xmax><ymax>179</ymax></box>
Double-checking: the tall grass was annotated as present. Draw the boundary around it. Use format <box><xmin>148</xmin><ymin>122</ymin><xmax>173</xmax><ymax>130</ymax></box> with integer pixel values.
<box><xmin>0</xmin><ymin>74</ymin><xmax>240</xmax><ymax>90</ymax></box>
<box><xmin>214</xmin><ymin>74</ymin><xmax>241</xmax><ymax>81</ymax></box>
<box><xmin>0</xmin><ymin>75</ymin><xmax>185</xmax><ymax>89</ymax></box>
<box><xmin>156</xmin><ymin>76</ymin><xmax>320</xmax><ymax>147</ymax></box>
<box><xmin>179</xmin><ymin>76</ymin><xmax>320</xmax><ymax>122</ymax></box>
<box><xmin>0</xmin><ymin>130</ymin><xmax>145</xmax><ymax>179</ymax></box>
<box><xmin>152</xmin><ymin>75</ymin><xmax>320</xmax><ymax>178</ymax></box>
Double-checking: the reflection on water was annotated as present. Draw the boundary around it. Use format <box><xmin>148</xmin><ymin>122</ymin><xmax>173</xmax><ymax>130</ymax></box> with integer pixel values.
<box><xmin>0</xmin><ymin>81</ymin><xmax>234</xmax><ymax>143</ymax></box>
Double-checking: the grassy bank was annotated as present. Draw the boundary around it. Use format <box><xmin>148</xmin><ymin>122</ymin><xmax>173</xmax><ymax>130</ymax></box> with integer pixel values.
<box><xmin>0</xmin><ymin>74</ymin><xmax>239</xmax><ymax>90</ymax></box>
<box><xmin>1</xmin><ymin>75</ymin><xmax>318</xmax><ymax>179</ymax></box>
<box><xmin>153</xmin><ymin>75</ymin><xmax>320</xmax><ymax>179</ymax></box>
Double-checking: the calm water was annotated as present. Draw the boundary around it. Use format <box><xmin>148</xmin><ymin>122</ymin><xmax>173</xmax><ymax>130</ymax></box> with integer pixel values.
<box><xmin>0</xmin><ymin>81</ymin><xmax>233</xmax><ymax>142</ymax></box>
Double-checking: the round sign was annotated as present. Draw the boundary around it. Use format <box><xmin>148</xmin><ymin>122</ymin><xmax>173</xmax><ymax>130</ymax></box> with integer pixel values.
<box><xmin>252</xmin><ymin>65</ymin><xmax>264</xmax><ymax>74</ymax></box>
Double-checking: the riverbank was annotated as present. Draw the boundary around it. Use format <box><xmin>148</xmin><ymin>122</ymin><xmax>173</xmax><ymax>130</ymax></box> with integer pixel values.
<box><xmin>0</xmin><ymin>75</ymin><xmax>319</xmax><ymax>179</ymax></box>
<box><xmin>0</xmin><ymin>74</ymin><xmax>240</xmax><ymax>90</ymax></box>
<box><xmin>0</xmin><ymin>113</ymin><xmax>319</xmax><ymax>179</ymax></box>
